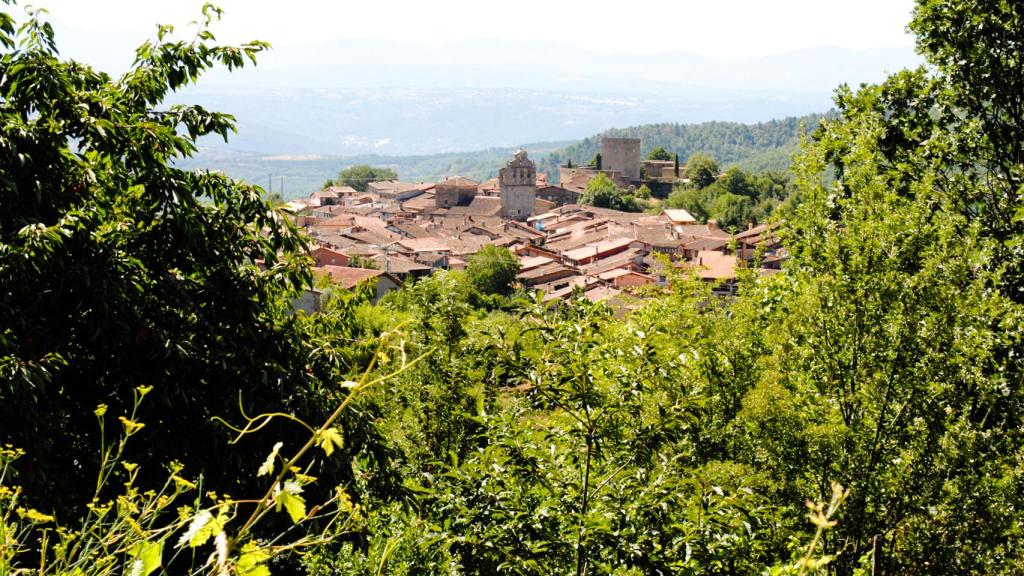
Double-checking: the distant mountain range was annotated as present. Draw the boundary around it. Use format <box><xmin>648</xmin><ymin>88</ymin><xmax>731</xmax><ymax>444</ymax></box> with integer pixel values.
<box><xmin>53</xmin><ymin>21</ymin><xmax>919</xmax><ymax>158</ymax></box>
<box><xmin>166</xmin><ymin>39</ymin><xmax>915</xmax><ymax>157</ymax></box>
<box><xmin>170</xmin><ymin>87</ymin><xmax>831</xmax><ymax>158</ymax></box>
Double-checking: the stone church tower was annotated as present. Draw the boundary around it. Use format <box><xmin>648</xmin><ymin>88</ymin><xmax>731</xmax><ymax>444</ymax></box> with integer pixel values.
<box><xmin>499</xmin><ymin>149</ymin><xmax>536</xmax><ymax>221</ymax></box>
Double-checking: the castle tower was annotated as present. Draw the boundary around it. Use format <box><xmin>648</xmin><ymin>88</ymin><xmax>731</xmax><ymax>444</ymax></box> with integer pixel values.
<box><xmin>601</xmin><ymin>137</ymin><xmax>641</xmax><ymax>181</ymax></box>
<box><xmin>499</xmin><ymin>149</ymin><xmax>536</xmax><ymax>221</ymax></box>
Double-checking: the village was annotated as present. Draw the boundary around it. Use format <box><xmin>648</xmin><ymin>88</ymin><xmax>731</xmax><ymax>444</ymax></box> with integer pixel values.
<box><xmin>282</xmin><ymin>137</ymin><xmax>785</xmax><ymax>310</ymax></box>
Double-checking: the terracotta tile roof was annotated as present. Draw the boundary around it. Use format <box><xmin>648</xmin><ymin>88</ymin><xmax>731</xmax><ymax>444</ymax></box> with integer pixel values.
<box><xmin>562</xmin><ymin>174</ymin><xmax>594</xmax><ymax>194</ymax></box>
<box><xmin>446</xmin><ymin>234</ymin><xmax>494</xmax><ymax>256</ymax></box>
<box><xmin>341</xmin><ymin>227</ymin><xmax>399</xmax><ymax>246</ymax></box>
<box><xmin>561</xmin><ymin>237</ymin><xmax>634</xmax><ymax>262</ymax></box>
<box><xmin>734</xmin><ymin>221</ymin><xmax>779</xmax><ymax>240</ymax></box>
<box><xmin>316</xmin><ymin>265</ymin><xmax>386</xmax><ymax>289</ymax></box>
<box><xmin>368</xmin><ymin>180</ymin><xmax>429</xmax><ymax>195</ymax></box>
<box><xmin>685</xmin><ymin>250</ymin><xmax>738</xmax><ymax>280</ymax></box>
<box><xmin>518</xmin><ymin>254</ymin><xmax>557</xmax><ymax>272</ymax></box>
<box><xmin>546</xmin><ymin>230</ymin><xmax>610</xmax><ymax>252</ymax></box>
<box><xmin>400</xmin><ymin>192</ymin><xmax>437</xmax><ymax>213</ymax></box>
<box><xmin>598</xmin><ymin>268</ymin><xmax>633</xmax><ymax>280</ymax></box>
<box><xmin>734</xmin><ymin>221</ymin><xmax>784</xmax><ymax>247</ymax></box>
<box><xmin>311</xmin><ymin>189</ymin><xmax>340</xmax><ymax>199</ymax></box>
<box><xmin>446</xmin><ymin>196</ymin><xmax>502</xmax><ymax>217</ymax></box>
<box><xmin>317</xmin><ymin>213</ymin><xmax>357</xmax><ymax>227</ymax></box>
<box><xmin>438</xmin><ymin>176</ymin><xmax>480</xmax><ymax>188</ymax></box>
<box><xmin>368</xmin><ymin>253</ymin><xmax>431</xmax><ymax>274</ymax></box>
<box><xmin>311</xmin><ymin>245</ymin><xmax>350</xmax><ymax>264</ymax></box>
<box><xmin>392</xmin><ymin>222</ymin><xmax>433</xmax><ymax>238</ymax></box>
<box><xmin>580</xmin><ymin>248</ymin><xmax>645</xmax><ymax>276</ymax></box>
<box><xmin>662</xmin><ymin>209</ymin><xmax>697</xmax><ymax>224</ymax></box>
<box><xmin>478</xmin><ymin>177</ymin><xmax>500</xmax><ymax>193</ymax></box>
<box><xmin>583</xmin><ymin>285</ymin><xmax>624</xmax><ymax>303</ymax></box>
<box><xmin>517</xmin><ymin>261</ymin><xmax>576</xmax><ymax>283</ymax></box>
<box><xmin>537</xmin><ymin>274</ymin><xmax>596</xmax><ymax>300</ymax></box>
<box><xmin>395</xmin><ymin>237</ymin><xmax>453</xmax><ymax>253</ymax></box>
<box><xmin>681</xmin><ymin>236</ymin><xmax>730</xmax><ymax>251</ymax></box>
<box><xmin>675</xmin><ymin>224</ymin><xmax>731</xmax><ymax>238</ymax></box>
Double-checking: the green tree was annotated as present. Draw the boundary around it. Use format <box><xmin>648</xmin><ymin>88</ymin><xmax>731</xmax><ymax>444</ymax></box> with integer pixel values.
<box><xmin>683</xmin><ymin>153</ymin><xmax>719</xmax><ymax>189</ymax></box>
<box><xmin>647</xmin><ymin>146</ymin><xmax>672</xmax><ymax>161</ymax></box>
<box><xmin>708</xmin><ymin>191</ymin><xmax>753</xmax><ymax>229</ymax></box>
<box><xmin>674</xmin><ymin>152</ymin><xmax>680</xmax><ymax>176</ymax></box>
<box><xmin>466</xmin><ymin>245</ymin><xmax>519</xmax><ymax>296</ymax></box>
<box><xmin>766</xmin><ymin>0</ymin><xmax>1024</xmax><ymax>572</ymax></box>
<box><xmin>579</xmin><ymin>173</ymin><xmax>640</xmax><ymax>212</ymax></box>
<box><xmin>717</xmin><ymin>167</ymin><xmax>754</xmax><ymax>197</ymax></box>
<box><xmin>592</xmin><ymin>152</ymin><xmax>602</xmax><ymax>170</ymax></box>
<box><xmin>666</xmin><ymin>185</ymin><xmax>709</xmax><ymax>221</ymax></box>
<box><xmin>0</xmin><ymin>3</ymin><xmax>391</xmax><ymax>517</ymax></box>
<box><xmin>336</xmin><ymin>164</ymin><xmax>398</xmax><ymax>192</ymax></box>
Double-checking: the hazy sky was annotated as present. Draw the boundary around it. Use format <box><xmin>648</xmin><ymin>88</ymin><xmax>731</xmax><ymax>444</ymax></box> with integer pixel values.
<box><xmin>34</xmin><ymin>0</ymin><xmax>917</xmax><ymax>61</ymax></box>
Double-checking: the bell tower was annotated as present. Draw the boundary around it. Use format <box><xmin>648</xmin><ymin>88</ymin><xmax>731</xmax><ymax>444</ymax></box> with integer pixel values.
<box><xmin>499</xmin><ymin>149</ymin><xmax>536</xmax><ymax>221</ymax></box>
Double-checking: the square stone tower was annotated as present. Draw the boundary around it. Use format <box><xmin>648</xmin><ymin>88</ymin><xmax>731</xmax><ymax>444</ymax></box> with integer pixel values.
<box><xmin>499</xmin><ymin>149</ymin><xmax>536</xmax><ymax>221</ymax></box>
<box><xmin>601</xmin><ymin>137</ymin><xmax>641</xmax><ymax>181</ymax></box>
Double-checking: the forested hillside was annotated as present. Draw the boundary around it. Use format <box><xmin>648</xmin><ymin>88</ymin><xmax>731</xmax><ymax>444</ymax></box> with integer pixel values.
<box><xmin>2</xmin><ymin>1</ymin><xmax>1023</xmax><ymax>576</ymax></box>
<box><xmin>539</xmin><ymin>114</ymin><xmax>828</xmax><ymax>177</ymax></box>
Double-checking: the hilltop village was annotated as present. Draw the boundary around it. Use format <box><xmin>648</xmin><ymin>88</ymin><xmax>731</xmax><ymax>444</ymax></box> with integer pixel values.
<box><xmin>282</xmin><ymin>138</ymin><xmax>784</xmax><ymax>309</ymax></box>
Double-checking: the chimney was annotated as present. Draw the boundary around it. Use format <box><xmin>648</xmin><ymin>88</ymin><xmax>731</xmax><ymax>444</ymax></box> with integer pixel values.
<box><xmin>707</xmin><ymin>220</ymin><xmax>718</xmax><ymax>230</ymax></box>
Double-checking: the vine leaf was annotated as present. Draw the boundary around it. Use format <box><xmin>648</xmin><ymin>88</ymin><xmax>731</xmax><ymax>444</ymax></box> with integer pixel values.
<box><xmin>125</xmin><ymin>540</ymin><xmax>163</xmax><ymax>576</ymax></box>
<box><xmin>236</xmin><ymin>542</ymin><xmax>272</xmax><ymax>576</ymax></box>
<box><xmin>315</xmin><ymin>428</ymin><xmax>344</xmax><ymax>457</ymax></box>
<box><xmin>275</xmin><ymin>480</ymin><xmax>307</xmax><ymax>523</ymax></box>
<box><xmin>257</xmin><ymin>441</ymin><xmax>283</xmax><ymax>477</ymax></box>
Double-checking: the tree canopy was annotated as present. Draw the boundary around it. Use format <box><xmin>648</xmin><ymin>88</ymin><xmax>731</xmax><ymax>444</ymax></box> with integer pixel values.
<box><xmin>466</xmin><ymin>245</ymin><xmax>519</xmax><ymax>296</ymax></box>
<box><xmin>327</xmin><ymin>164</ymin><xmax>398</xmax><ymax>192</ymax></box>
<box><xmin>0</xmin><ymin>3</ymin><xmax>391</xmax><ymax>518</ymax></box>
<box><xmin>667</xmin><ymin>160</ymin><xmax>793</xmax><ymax>228</ymax></box>
<box><xmin>647</xmin><ymin>146</ymin><xmax>672</xmax><ymax>161</ymax></box>
<box><xmin>682</xmin><ymin>153</ymin><xmax>719</xmax><ymax>189</ymax></box>
<box><xmin>579</xmin><ymin>173</ymin><xmax>642</xmax><ymax>212</ymax></box>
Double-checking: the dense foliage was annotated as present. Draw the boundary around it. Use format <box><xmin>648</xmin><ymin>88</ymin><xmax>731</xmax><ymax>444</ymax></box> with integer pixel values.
<box><xmin>579</xmin><ymin>173</ymin><xmax>645</xmax><ymax>212</ymax></box>
<box><xmin>666</xmin><ymin>161</ymin><xmax>795</xmax><ymax>229</ymax></box>
<box><xmin>2</xmin><ymin>0</ymin><xmax>1023</xmax><ymax>575</ymax></box>
<box><xmin>0</xmin><ymin>2</ymin><xmax>395</xmax><ymax>528</ymax></box>
<box><xmin>304</xmin><ymin>0</ymin><xmax>1024</xmax><ymax>573</ymax></box>
<box><xmin>646</xmin><ymin>146</ymin><xmax>671</xmax><ymax>161</ymax></box>
<box><xmin>466</xmin><ymin>245</ymin><xmax>520</xmax><ymax>296</ymax></box>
